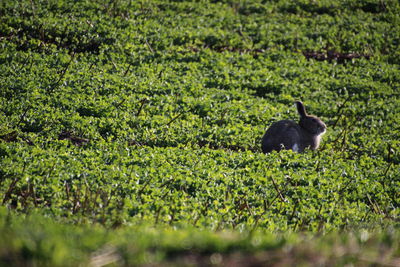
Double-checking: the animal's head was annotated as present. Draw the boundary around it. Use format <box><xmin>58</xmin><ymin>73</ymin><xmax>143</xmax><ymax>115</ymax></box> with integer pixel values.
<box><xmin>296</xmin><ymin>101</ymin><xmax>326</xmax><ymax>135</ymax></box>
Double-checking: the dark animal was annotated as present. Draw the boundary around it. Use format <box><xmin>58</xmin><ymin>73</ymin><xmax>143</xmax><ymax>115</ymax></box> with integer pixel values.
<box><xmin>262</xmin><ymin>101</ymin><xmax>326</xmax><ymax>153</ymax></box>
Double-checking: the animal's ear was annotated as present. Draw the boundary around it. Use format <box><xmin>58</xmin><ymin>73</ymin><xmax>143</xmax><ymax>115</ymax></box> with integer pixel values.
<box><xmin>295</xmin><ymin>101</ymin><xmax>307</xmax><ymax>117</ymax></box>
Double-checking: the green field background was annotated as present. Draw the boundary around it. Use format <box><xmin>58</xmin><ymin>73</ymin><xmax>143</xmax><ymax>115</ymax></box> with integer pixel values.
<box><xmin>1</xmin><ymin>0</ymin><xmax>399</xmax><ymax>266</ymax></box>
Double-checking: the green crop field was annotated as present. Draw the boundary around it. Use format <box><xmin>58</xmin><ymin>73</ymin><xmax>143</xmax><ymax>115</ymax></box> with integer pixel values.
<box><xmin>1</xmin><ymin>0</ymin><xmax>399</xmax><ymax>266</ymax></box>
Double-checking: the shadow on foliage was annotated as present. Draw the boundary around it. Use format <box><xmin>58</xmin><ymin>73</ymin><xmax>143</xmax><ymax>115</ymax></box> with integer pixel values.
<box><xmin>58</xmin><ymin>131</ymin><xmax>89</xmax><ymax>146</ymax></box>
<box><xmin>128</xmin><ymin>139</ymin><xmax>258</xmax><ymax>153</ymax></box>
<box><xmin>0</xmin><ymin>23</ymin><xmax>115</xmax><ymax>54</ymax></box>
<box><xmin>303</xmin><ymin>50</ymin><xmax>371</xmax><ymax>64</ymax></box>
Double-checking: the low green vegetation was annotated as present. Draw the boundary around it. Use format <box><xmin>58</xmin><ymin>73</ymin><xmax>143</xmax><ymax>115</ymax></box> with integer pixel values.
<box><xmin>2</xmin><ymin>208</ymin><xmax>400</xmax><ymax>266</ymax></box>
<box><xmin>1</xmin><ymin>0</ymin><xmax>399</xmax><ymax>265</ymax></box>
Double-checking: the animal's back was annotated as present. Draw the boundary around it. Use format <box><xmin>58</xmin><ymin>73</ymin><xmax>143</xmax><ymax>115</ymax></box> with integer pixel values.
<box><xmin>261</xmin><ymin>120</ymin><xmax>301</xmax><ymax>153</ymax></box>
